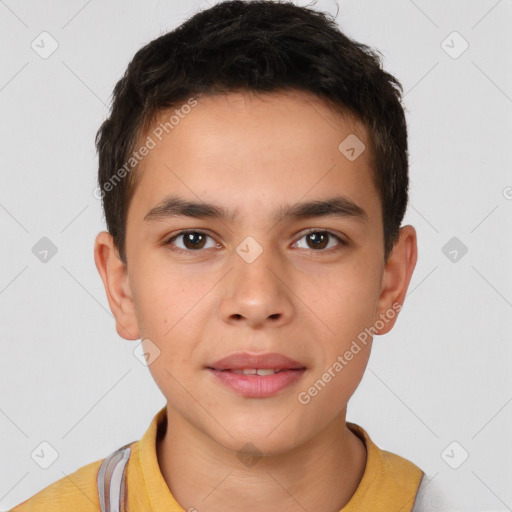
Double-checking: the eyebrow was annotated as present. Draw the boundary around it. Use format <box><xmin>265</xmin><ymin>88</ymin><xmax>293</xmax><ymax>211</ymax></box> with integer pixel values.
<box><xmin>143</xmin><ymin>195</ymin><xmax>368</xmax><ymax>224</ymax></box>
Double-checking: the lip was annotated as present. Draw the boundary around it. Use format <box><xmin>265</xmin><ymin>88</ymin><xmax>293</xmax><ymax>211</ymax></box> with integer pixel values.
<box><xmin>206</xmin><ymin>352</ymin><xmax>307</xmax><ymax>398</ymax></box>
<box><xmin>208</xmin><ymin>352</ymin><xmax>305</xmax><ymax>371</ymax></box>
<box><xmin>208</xmin><ymin>368</ymin><xmax>306</xmax><ymax>398</ymax></box>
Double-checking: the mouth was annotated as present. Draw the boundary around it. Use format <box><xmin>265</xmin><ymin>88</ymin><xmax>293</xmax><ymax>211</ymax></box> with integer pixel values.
<box><xmin>206</xmin><ymin>352</ymin><xmax>307</xmax><ymax>398</ymax></box>
<box><xmin>207</xmin><ymin>351</ymin><xmax>306</xmax><ymax>372</ymax></box>
<box><xmin>222</xmin><ymin>368</ymin><xmax>297</xmax><ymax>375</ymax></box>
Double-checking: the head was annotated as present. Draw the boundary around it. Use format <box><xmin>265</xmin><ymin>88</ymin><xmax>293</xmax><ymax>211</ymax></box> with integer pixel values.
<box><xmin>94</xmin><ymin>0</ymin><xmax>417</xmax><ymax>456</ymax></box>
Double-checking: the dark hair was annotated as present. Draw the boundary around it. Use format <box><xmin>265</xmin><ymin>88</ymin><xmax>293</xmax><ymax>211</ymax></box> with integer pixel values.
<box><xmin>95</xmin><ymin>0</ymin><xmax>409</xmax><ymax>264</ymax></box>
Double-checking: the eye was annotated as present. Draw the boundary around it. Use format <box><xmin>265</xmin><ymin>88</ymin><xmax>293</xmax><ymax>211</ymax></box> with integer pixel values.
<box><xmin>164</xmin><ymin>229</ymin><xmax>347</xmax><ymax>254</ymax></box>
<box><xmin>165</xmin><ymin>230</ymin><xmax>218</xmax><ymax>252</ymax></box>
<box><xmin>293</xmin><ymin>230</ymin><xmax>347</xmax><ymax>251</ymax></box>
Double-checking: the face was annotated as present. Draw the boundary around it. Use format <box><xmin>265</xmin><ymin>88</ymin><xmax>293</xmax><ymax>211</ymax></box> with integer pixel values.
<box><xmin>95</xmin><ymin>90</ymin><xmax>417</xmax><ymax>456</ymax></box>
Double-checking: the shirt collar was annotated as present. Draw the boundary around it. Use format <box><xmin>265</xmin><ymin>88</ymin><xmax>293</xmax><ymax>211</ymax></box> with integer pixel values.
<box><xmin>132</xmin><ymin>405</ymin><xmax>183</xmax><ymax>511</ymax></box>
<box><xmin>131</xmin><ymin>407</ymin><xmax>423</xmax><ymax>511</ymax></box>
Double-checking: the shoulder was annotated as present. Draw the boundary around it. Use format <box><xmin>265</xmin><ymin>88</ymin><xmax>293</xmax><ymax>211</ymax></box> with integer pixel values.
<box><xmin>8</xmin><ymin>443</ymin><xmax>130</xmax><ymax>512</ymax></box>
<box><xmin>348</xmin><ymin>422</ymin><xmax>424</xmax><ymax>487</ymax></box>
<box><xmin>344</xmin><ymin>422</ymin><xmax>425</xmax><ymax>511</ymax></box>
<box><xmin>379</xmin><ymin>446</ymin><xmax>424</xmax><ymax>482</ymax></box>
<box><xmin>9</xmin><ymin>457</ymin><xmax>103</xmax><ymax>512</ymax></box>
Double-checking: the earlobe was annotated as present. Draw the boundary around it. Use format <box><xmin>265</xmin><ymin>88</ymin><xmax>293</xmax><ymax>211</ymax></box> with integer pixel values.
<box><xmin>93</xmin><ymin>231</ymin><xmax>140</xmax><ymax>340</ymax></box>
<box><xmin>374</xmin><ymin>225</ymin><xmax>418</xmax><ymax>335</ymax></box>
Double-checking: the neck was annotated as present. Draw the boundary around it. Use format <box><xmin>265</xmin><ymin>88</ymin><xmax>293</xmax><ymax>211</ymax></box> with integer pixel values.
<box><xmin>156</xmin><ymin>406</ymin><xmax>367</xmax><ymax>512</ymax></box>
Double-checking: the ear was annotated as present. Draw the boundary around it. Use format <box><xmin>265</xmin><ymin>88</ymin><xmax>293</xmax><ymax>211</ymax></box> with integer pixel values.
<box><xmin>374</xmin><ymin>225</ymin><xmax>418</xmax><ymax>335</ymax></box>
<box><xmin>93</xmin><ymin>231</ymin><xmax>140</xmax><ymax>340</ymax></box>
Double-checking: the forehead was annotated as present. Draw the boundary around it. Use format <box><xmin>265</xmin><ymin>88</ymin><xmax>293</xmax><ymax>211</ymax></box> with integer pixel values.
<box><xmin>147</xmin><ymin>89</ymin><xmax>365</xmax><ymax>151</ymax></box>
<box><xmin>127</xmin><ymin>90</ymin><xmax>379</xmax><ymax>224</ymax></box>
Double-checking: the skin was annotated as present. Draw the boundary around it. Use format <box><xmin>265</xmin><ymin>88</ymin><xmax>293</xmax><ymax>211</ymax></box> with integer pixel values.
<box><xmin>94</xmin><ymin>90</ymin><xmax>417</xmax><ymax>511</ymax></box>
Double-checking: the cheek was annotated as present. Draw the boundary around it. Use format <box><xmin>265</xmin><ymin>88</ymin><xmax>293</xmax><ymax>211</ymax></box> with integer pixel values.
<box><xmin>311</xmin><ymin>263</ymin><xmax>381</xmax><ymax>345</ymax></box>
<box><xmin>305</xmin><ymin>257</ymin><xmax>380</xmax><ymax>407</ymax></box>
<box><xmin>131</xmin><ymin>261</ymin><xmax>205</xmax><ymax>339</ymax></box>
<box><xmin>130</xmin><ymin>263</ymin><xmax>210</xmax><ymax>381</ymax></box>
<box><xmin>295</xmin><ymin>338</ymin><xmax>371</xmax><ymax>435</ymax></box>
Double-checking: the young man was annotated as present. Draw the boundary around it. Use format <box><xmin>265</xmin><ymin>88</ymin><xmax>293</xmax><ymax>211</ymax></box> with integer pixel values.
<box><xmin>10</xmin><ymin>1</ymin><xmax>434</xmax><ymax>510</ymax></box>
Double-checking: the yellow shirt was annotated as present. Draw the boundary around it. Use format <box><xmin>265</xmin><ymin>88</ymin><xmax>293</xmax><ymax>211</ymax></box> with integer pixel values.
<box><xmin>10</xmin><ymin>406</ymin><xmax>424</xmax><ymax>511</ymax></box>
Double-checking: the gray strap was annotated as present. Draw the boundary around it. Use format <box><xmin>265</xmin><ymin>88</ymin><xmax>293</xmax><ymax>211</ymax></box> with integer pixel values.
<box><xmin>97</xmin><ymin>444</ymin><xmax>132</xmax><ymax>512</ymax></box>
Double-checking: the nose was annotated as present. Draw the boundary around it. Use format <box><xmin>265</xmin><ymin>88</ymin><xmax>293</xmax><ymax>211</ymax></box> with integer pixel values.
<box><xmin>218</xmin><ymin>246</ymin><xmax>295</xmax><ymax>329</ymax></box>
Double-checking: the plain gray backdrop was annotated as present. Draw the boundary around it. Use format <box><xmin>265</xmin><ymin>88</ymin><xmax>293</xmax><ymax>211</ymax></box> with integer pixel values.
<box><xmin>1</xmin><ymin>0</ymin><xmax>511</xmax><ymax>510</ymax></box>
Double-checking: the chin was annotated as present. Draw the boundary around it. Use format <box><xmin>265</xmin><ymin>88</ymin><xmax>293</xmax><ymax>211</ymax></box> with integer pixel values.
<box><xmin>212</xmin><ymin>421</ymin><xmax>308</xmax><ymax>457</ymax></box>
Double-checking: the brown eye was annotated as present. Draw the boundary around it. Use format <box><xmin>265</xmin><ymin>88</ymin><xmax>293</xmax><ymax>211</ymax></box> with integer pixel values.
<box><xmin>182</xmin><ymin>232</ymin><xmax>206</xmax><ymax>249</ymax></box>
<box><xmin>306</xmin><ymin>232</ymin><xmax>329</xmax><ymax>249</ymax></box>
<box><xmin>294</xmin><ymin>230</ymin><xmax>346</xmax><ymax>251</ymax></box>
<box><xmin>166</xmin><ymin>231</ymin><xmax>217</xmax><ymax>252</ymax></box>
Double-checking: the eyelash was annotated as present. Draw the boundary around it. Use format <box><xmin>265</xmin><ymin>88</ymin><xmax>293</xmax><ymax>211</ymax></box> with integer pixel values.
<box><xmin>164</xmin><ymin>229</ymin><xmax>348</xmax><ymax>255</ymax></box>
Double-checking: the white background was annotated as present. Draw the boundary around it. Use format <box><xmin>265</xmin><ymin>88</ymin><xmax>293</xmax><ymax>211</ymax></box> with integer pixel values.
<box><xmin>0</xmin><ymin>0</ymin><xmax>511</xmax><ymax>510</ymax></box>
